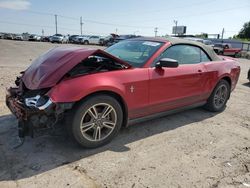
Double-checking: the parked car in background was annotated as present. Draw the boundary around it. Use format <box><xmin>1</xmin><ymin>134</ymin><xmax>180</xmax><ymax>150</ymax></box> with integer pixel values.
<box><xmin>213</xmin><ymin>43</ymin><xmax>224</xmax><ymax>55</ymax></box>
<box><xmin>185</xmin><ymin>37</ymin><xmax>203</xmax><ymax>43</ymax></box>
<box><xmin>203</xmin><ymin>39</ymin><xmax>214</xmax><ymax>47</ymax></box>
<box><xmin>6</xmin><ymin>37</ymin><xmax>240</xmax><ymax>148</ymax></box>
<box><xmin>213</xmin><ymin>43</ymin><xmax>241</xmax><ymax>57</ymax></box>
<box><xmin>14</xmin><ymin>35</ymin><xmax>24</xmax><ymax>41</ymax></box>
<box><xmin>0</xmin><ymin>33</ymin><xmax>4</xmax><ymax>39</ymax></box>
<box><xmin>101</xmin><ymin>33</ymin><xmax>119</xmax><ymax>46</ymax></box>
<box><xmin>109</xmin><ymin>34</ymin><xmax>139</xmax><ymax>45</ymax></box>
<box><xmin>71</xmin><ymin>35</ymin><xmax>88</xmax><ymax>44</ymax></box>
<box><xmin>50</xmin><ymin>34</ymin><xmax>69</xmax><ymax>43</ymax></box>
<box><xmin>28</xmin><ymin>34</ymin><xmax>41</xmax><ymax>41</ymax></box>
<box><xmin>82</xmin><ymin>35</ymin><xmax>104</xmax><ymax>45</ymax></box>
<box><xmin>184</xmin><ymin>37</ymin><xmax>214</xmax><ymax>47</ymax></box>
<box><xmin>6</xmin><ymin>34</ymin><xmax>14</xmax><ymax>40</ymax></box>
<box><xmin>69</xmin><ymin>35</ymin><xmax>79</xmax><ymax>43</ymax></box>
<box><xmin>41</xmin><ymin>36</ymin><xmax>51</xmax><ymax>42</ymax></box>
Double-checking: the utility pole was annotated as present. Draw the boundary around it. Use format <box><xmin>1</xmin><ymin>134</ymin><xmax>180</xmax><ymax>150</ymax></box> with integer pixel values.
<box><xmin>174</xmin><ymin>20</ymin><xmax>178</xmax><ymax>36</ymax></box>
<box><xmin>154</xmin><ymin>27</ymin><xmax>158</xmax><ymax>37</ymax></box>
<box><xmin>115</xmin><ymin>28</ymin><xmax>118</xmax><ymax>34</ymax></box>
<box><xmin>80</xmin><ymin>16</ymin><xmax>83</xmax><ymax>35</ymax></box>
<box><xmin>42</xmin><ymin>29</ymin><xmax>44</xmax><ymax>36</ymax></box>
<box><xmin>55</xmin><ymin>14</ymin><xmax>58</xmax><ymax>34</ymax></box>
<box><xmin>221</xmin><ymin>28</ymin><xmax>225</xmax><ymax>39</ymax></box>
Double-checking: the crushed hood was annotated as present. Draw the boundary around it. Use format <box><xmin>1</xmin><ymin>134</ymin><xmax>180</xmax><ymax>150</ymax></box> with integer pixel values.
<box><xmin>22</xmin><ymin>47</ymin><xmax>131</xmax><ymax>90</ymax></box>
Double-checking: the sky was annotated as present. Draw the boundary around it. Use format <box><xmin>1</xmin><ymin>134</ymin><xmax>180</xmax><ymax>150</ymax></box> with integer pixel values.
<box><xmin>0</xmin><ymin>0</ymin><xmax>249</xmax><ymax>38</ymax></box>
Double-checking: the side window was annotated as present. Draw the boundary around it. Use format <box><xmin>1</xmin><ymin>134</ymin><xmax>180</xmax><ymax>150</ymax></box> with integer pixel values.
<box><xmin>200</xmin><ymin>50</ymin><xmax>211</xmax><ymax>62</ymax></box>
<box><xmin>159</xmin><ymin>45</ymin><xmax>211</xmax><ymax>65</ymax></box>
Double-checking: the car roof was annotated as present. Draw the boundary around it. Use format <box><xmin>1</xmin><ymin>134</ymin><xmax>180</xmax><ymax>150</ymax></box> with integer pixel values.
<box><xmin>129</xmin><ymin>37</ymin><xmax>221</xmax><ymax>61</ymax></box>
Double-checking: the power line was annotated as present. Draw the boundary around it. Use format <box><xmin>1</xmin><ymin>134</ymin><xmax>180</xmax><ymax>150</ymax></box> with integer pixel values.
<box><xmin>0</xmin><ymin>20</ymin><xmax>55</xmax><ymax>29</ymax></box>
<box><xmin>2</xmin><ymin>4</ymin><xmax>249</xmax><ymax>36</ymax></box>
<box><xmin>0</xmin><ymin>20</ymin><xmax>109</xmax><ymax>35</ymax></box>
<box><xmin>22</xmin><ymin>10</ymin><xmax>153</xmax><ymax>29</ymax></box>
<box><xmin>17</xmin><ymin>4</ymin><xmax>249</xmax><ymax>30</ymax></box>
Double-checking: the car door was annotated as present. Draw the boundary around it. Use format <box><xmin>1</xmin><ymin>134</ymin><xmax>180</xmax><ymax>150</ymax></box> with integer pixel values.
<box><xmin>148</xmin><ymin>44</ymin><xmax>209</xmax><ymax>114</ymax></box>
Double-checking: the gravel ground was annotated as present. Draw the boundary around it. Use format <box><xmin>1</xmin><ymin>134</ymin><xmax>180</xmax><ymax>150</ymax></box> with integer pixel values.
<box><xmin>0</xmin><ymin>39</ymin><xmax>250</xmax><ymax>188</ymax></box>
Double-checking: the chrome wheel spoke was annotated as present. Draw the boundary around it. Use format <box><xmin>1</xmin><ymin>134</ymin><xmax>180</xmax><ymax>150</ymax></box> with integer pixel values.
<box><xmin>88</xmin><ymin>106</ymin><xmax>98</xmax><ymax>119</ymax></box>
<box><xmin>81</xmin><ymin>122</ymin><xmax>95</xmax><ymax>132</ymax></box>
<box><xmin>93</xmin><ymin>126</ymin><xmax>101</xmax><ymax>140</ymax></box>
<box><xmin>102</xmin><ymin>120</ymin><xmax>115</xmax><ymax>129</ymax></box>
<box><xmin>101</xmin><ymin>105</ymin><xmax>113</xmax><ymax>118</ymax></box>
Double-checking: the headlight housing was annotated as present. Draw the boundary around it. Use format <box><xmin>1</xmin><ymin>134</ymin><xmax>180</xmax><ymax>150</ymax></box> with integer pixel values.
<box><xmin>25</xmin><ymin>95</ymin><xmax>53</xmax><ymax>110</ymax></box>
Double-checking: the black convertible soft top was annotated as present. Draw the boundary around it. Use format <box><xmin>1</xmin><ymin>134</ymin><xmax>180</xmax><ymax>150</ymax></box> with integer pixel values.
<box><xmin>129</xmin><ymin>37</ymin><xmax>221</xmax><ymax>61</ymax></box>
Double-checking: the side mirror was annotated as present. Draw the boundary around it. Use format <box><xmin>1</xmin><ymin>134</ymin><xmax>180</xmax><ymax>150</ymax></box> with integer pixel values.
<box><xmin>155</xmin><ymin>58</ymin><xmax>179</xmax><ymax>68</ymax></box>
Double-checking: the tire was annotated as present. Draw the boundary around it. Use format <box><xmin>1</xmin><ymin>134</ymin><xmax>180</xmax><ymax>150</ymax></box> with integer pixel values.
<box><xmin>83</xmin><ymin>40</ymin><xmax>89</xmax><ymax>45</ymax></box>
<box><xmin>204</xmin><ymin>79</ymin><xmax>230</xmax><ymax>112</ymax></box>
<box><xmin>69</xmin><ymin>95</ymin><xmax>123</xmax><ymax>148</ymax></box>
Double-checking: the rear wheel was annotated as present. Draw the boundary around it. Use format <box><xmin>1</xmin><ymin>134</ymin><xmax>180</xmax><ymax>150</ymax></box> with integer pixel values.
<box><xmin>204</xmin><ymin>79</ymin><xmax>230</xmax><ymax>112</ymax></box>
<box><xmin>69</xmin><ymin>95</ymin><xmax>123</xmax><ymax>148</ymax></box>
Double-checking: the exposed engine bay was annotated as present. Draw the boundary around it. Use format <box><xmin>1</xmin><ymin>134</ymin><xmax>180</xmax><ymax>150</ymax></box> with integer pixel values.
<box><xmin>66</xmin><ymin>55</ymin><xmax>126</xmax><ymax>77</ymax></box>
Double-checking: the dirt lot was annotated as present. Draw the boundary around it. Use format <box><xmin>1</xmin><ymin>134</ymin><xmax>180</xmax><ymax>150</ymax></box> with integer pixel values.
<box><xmin>0</xmin><ymin>39</ymin><xmax>250</xmax><ymax>188</ymax></box>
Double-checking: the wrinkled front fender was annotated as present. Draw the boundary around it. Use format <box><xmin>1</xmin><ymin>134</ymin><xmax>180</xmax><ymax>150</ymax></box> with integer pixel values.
<box><xmin>48</xmin><ymin>74</ymin><xmax>126</xmax><ymax>103</ymax></box>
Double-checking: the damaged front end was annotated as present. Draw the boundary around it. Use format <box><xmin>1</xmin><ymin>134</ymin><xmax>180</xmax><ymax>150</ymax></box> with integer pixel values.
<box><xmin>6</xmin><ymin>76</ymin><xmax>73</xmax><ymax>138</ymax></box>
<box><xmin>6</xmin><ymin>47</ymin><xmax>130</xmax><ymax>139</ymax></box>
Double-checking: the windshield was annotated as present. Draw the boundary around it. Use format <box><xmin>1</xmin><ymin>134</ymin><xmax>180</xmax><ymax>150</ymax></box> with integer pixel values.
<box><xmin>105</xmin><ymin>40</ymin><xmax>163</xmax><ymax>67</ymax></box>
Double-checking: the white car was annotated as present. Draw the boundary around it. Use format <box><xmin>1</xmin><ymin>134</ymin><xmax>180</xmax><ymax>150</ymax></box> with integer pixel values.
<box><xmin>50</xmin><ymin>34</ymin><xmax>68</xmax><ymax>43</ymax></box>
<box><xmin>14</xmin><ymin>35</ymin><xmax>24</xmax><ymax>41</ymax></box>
<box><xmin>28</xmin><ymin>34</ymin><xmax>41</xmax><ymax>41</ymax></box>
<box><xmin>74</xmin><ymin>35</ymin><xmax>89</xmax><ymax>44</ymax></box>
<box><xmin>79</xmin><ymin>35</ymin><xmax>103</xmax><ymax>45</ymax></box>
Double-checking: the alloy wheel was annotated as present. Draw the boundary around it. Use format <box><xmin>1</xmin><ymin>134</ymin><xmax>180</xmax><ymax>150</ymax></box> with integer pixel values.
<box><xmin>80</xmin><ymin>103</ymin><xmax>117</xmax><ymax>141</ymax></box>
<box><xmin>213</xmin><ymin>84</ymin><xmax>228</xmax><ymax>109</ymax></box>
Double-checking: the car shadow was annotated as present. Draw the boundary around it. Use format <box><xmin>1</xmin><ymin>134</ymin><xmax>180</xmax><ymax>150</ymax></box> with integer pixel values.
<box><xmin>0</xmin><ymin>108</ymin><xmax>219</xmax><ymax>181</ymax></box>
<box><xmin>242</xmin><ymin>82</ymin><xmax>250</xmax><ymax>87</ymax></box>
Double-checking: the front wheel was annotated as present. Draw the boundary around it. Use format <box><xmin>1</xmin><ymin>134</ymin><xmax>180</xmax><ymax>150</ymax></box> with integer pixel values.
<box><xmin>204</xmin><ymin>79</ymin><xmax>230</xmax><ymax>112</ymax></box>
<box><xmin>69</xmin><ymin>95</ymin><xmax>123</xmax><ymax>148</ymax></box>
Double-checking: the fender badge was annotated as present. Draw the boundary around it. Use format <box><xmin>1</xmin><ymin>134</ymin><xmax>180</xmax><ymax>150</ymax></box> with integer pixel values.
<box><xmin>130</xmin><ymin>85</ymin><xmax>134</xmax><ymax>93</ymax></box>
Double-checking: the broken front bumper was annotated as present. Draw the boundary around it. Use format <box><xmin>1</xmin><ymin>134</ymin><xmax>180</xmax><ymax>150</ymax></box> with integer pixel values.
<box><xmin>6</xmin><ymin>87</ymin><xmax>75</xmax><ymax>138</ymax></box>
<box><xmin>6</xmin><ymin>88</ymin><xmax>54</xmax><ymax>121</ymax></box>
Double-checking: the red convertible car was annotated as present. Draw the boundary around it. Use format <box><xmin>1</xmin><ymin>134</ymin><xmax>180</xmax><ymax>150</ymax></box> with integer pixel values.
<box><xmin>6</xmin><ymin>37</ymin><xmax>240</xmax><ymax>148</ymax></box>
